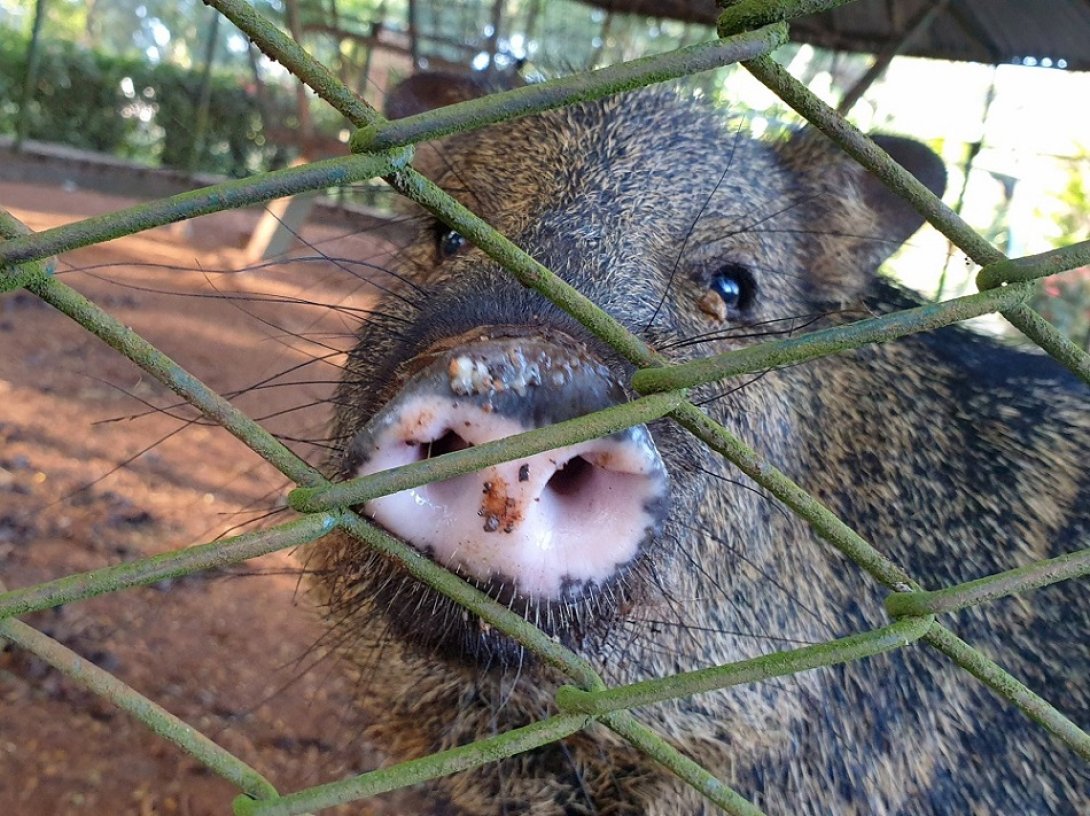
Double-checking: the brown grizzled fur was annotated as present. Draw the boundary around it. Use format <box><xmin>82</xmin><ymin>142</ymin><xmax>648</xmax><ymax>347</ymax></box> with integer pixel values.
<box><xmin>305</xmin><ymin>77</ymin><xmax>1090</xmax><ymax>814</ymax></box>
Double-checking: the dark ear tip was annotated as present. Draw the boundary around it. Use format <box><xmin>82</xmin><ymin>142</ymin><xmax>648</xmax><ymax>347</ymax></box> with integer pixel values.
<box><xmin>871</xmin><ymin>134</ymin><xmax>947</xmax><ymax>200</ymax></box>
<box><xmin>384</xmin><ymin>72</ymin><xmax>483</xmax><ymax>120</ymax></box>
<box><xmin>858</xmin><ymin>135</ymin><xmax>947</xmax><ymax>262</ymax></box>
<box><xmin>384</xmin><ymin>70</ymin><xmax>525</xmax><ymax>120</ymax></box>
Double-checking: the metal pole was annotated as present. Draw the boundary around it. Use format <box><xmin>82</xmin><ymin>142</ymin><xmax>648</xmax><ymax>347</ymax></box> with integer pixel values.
<box><xmin>837</xmin><ymin>0</ymin><xmax>949</xmax><ymax>115</ymax></box>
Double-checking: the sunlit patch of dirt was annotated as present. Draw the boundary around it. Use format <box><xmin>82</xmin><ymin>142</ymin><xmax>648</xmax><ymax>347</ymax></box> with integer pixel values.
<box><xmin>0</xmin><ymin>180</ymin><xmax>427</xmax><ymax>815</ymax></box>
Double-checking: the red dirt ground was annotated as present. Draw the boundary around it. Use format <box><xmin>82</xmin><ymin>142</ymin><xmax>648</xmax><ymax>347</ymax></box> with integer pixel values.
<box><xmin>0</xmin><ymin>180</ymin><xmax>422</xmax><ymax>815</ymax></box>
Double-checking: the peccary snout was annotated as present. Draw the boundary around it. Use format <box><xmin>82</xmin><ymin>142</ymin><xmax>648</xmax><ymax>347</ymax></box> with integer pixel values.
<box><xmin>345</xmin><ymin>329</ymin><xmax>667</xmax><ymax>599</ymax></box>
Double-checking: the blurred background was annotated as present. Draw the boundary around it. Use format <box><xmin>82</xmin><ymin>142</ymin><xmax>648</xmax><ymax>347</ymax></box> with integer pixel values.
<box><xmin>2</xmin><ymin>0</ymin><xmax>1089</xmax><ymax>338</ymax></box>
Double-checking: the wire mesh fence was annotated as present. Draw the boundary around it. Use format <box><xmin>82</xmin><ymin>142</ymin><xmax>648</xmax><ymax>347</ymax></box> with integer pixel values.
<box><xmin>2</xmin><ymin>0</ymin><xmax>1089</xmax><ymax>813</ymax></box>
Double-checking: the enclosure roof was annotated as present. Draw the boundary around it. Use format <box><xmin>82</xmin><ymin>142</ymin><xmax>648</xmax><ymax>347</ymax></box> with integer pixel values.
<box><xmin>581</xmin><ymin>0</ymin><xmax>1090</xmax><ymax>71</ymax></box>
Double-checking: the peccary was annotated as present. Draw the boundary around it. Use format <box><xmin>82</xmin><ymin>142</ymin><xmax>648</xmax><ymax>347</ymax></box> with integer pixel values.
<box><xmin>306</xmin><ymin>74</ymin><xmax>1090</xmax><ymax>814</ymax></box>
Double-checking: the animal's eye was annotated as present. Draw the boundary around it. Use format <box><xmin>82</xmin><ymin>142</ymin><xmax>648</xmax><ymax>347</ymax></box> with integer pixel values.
<box><xmin>438</xmin><ymin>229</ymin><xmax>468</xmax><ymax>258</ymax></box>
<box><xmin>711</xmin><ymin>275</ymin><xmax>743</xmax><ymax>308</ymax></box>
<box><xmin>699</xmin><ymin>264</ymin><xmax>756</xmax><ymax>320</ymax></box>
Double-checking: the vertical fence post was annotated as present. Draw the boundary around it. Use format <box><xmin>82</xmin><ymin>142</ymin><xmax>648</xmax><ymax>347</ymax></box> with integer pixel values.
<box><xmin>14</xmin><ymin>0</ymin><xmax>48</xmax><ymax>152</ymax></box>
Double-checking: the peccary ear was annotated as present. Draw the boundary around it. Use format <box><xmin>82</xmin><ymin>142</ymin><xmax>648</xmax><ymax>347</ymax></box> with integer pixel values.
<box><xmin>859</xmin><ymin>135</ymin><xmax>947</xmax><ymax>263</ymax></box>
<box><xmin>779</xmin><ymin>131</ymin><xmax>946</xmax><ymax>299</ymax></box>
<box><xmin>384</xmin><ymin>71</ymin><xmax>499</xmax><ymax>119</ymax></box>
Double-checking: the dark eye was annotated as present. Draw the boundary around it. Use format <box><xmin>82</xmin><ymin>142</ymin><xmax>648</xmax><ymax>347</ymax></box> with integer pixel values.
<box><xmin>699</xmin><ymin>264</ymin><xmax>756</xmax><ymax>320</ymax></box>
<box><xmin>711</xmin><ymin>274</ymin><xmax>743</xmax><ymax>308</ymax></box>
<box><xmin>438</xmin><ymin>229</ymin><xmax>467</xmax><ymax>257</ymax></box>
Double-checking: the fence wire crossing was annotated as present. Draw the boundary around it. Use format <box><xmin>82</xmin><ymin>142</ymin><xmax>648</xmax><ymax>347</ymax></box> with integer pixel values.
<box><xmin>1</xmin><ymin>0</ymin><xmax>1089</xmax><ymax>813</ymax></box>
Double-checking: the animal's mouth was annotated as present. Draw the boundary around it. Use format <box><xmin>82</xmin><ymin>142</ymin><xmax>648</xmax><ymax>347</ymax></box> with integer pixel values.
<box><xmin>345</xmin><ymin>328</ymin><xmax>668</xmax><ymax>604</ymax></box>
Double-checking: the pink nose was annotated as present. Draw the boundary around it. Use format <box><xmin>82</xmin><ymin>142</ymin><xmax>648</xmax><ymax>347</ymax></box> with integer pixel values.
<box><xmin>349</xmin><ymin>333</ymin><xmax>667</xmax><ymax>600</ymax></box>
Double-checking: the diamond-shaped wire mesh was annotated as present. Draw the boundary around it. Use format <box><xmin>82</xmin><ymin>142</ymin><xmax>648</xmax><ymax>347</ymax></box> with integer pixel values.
<box><xmin>1</xmin><ymin>1</ymin><xmax>1088</xmax><ymax>814</ymax></box>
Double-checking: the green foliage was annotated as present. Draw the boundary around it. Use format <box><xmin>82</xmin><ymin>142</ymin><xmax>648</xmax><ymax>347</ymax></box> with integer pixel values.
<box><xmin>0</xmin><ymin>0</ymin><xmax>715</xmax><ymax>179</ymax></box>
<box><xmin>0</xmin><ymin>26</ymin><xmax>297</xmax><ymax>176</ymax></box>
<box><xmin>1050</xmin><ymin>150</ymin><xmax>1090</xmax><ymax>245</ymax></box>
<box><xmin>1030</xmin><ymin>150</ymin><xmax>1090</xmax><ymax>349</ymax></box>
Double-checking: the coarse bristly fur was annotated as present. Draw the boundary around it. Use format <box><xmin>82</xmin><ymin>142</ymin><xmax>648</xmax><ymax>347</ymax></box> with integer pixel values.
<box><xmin>303</xmin><ymin>76</ymin><xmax>1090</xmax><ymax>815</ymax></box>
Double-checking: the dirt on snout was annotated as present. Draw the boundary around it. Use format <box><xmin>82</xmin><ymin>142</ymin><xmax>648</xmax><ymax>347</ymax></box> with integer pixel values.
<box><xmin>0</xmin><ymin>180</ymin><xmax>425</xmax><ymax>815</ymax></box>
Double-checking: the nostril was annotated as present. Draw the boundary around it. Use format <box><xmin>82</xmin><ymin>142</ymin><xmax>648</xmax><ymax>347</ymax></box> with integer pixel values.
<box><xmin>355</xmin><ymin>337</ymin><xmax>669</xmax><ymax>600</ymax></box>
<box><xmin>546</xmin><ymin>456</ymin><xmax>594</xmax><ymax>497</ymax></box>
<box><xmin>424</xmin><ymin>429</ymin><xmax>471</xmax><ymax>459</ymax></box>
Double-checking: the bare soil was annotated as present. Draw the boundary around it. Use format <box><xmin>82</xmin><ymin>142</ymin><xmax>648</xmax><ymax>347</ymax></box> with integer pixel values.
<box><xmin>0</xmin><ymin>180</ymin><xmax>417</xmax><ymax>815</ymax></box>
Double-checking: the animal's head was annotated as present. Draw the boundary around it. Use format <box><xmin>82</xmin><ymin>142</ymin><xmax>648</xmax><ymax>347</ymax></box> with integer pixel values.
<box><xmin>313</xmin><ymin>73</ymin><xmax>946</xmax><ymax>674</ymax></box>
